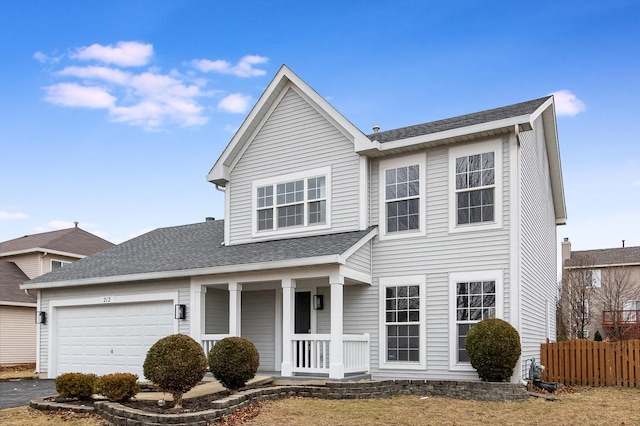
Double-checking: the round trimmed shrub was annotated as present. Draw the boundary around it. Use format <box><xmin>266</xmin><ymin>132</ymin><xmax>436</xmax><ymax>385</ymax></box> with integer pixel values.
<box><xmin>55</xmin><ymin>372</ymin><xmax>97</xmax><ymax>400</ymax></box>
<box><xmin>143</xmin><ymin>334</ymin><xmax>207</xmax><ymax>409</ymax></box>
<box><xmin>465</xmin><ymin>318</ymin><xmax>521</xmax><ymax>382</ymax></box>
<box><xmin>208</xmin><ymin>337</ymin><xmax>259</xmax><ymax>392</ymax></box>
<box><xmin>97</xmin><ymin>372</ymin><xmax>140</xmax><ymax>401</ymax></box>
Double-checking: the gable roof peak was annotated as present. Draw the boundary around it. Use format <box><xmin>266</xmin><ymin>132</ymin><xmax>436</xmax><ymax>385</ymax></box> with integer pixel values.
<box><xmin>207</xmin><ymin>65</ymin><xmax>374</xmax><ymax>186</ymax></box>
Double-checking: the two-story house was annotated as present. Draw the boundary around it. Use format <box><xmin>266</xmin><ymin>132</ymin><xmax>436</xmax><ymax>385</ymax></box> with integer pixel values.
<box><xmin>0</xmin><ymin>225</ymin><xmax>113</xmax><ymax>366</ymax></box>
<box><xmin>22</xmin><ymin>66</ymin><xmax>566</xmax><ymax>382</ymax></box>
<box><xmin>561</xmin><ymin>238</ymin><xmax>640</xmax><ymax>340</ymax></box>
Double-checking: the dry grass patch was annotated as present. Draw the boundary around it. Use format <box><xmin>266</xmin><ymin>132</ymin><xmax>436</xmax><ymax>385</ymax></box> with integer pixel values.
<box><xmin>0</xmin><ymin>364</ymin><xmax>38</xmax><ymax>381</ymax></box>
<box><xmin>0</xmin><ymin>407</ymin><xmax>108</xmax><ymax>426</ymax></box>
<box><xmin>1</xmin><ymin>386</ymin><xmax>638</xmax><ymax>425</ymax></box>
<box><xmin>244</xmin><ymin>387</ymin><xmax>640</xmax><ymax>426</ymax></box>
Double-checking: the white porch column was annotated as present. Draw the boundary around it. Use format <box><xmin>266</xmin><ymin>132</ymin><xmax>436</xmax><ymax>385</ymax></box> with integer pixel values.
<box><xmin>329</xmin><ymin>275</ymin><xmax>345</xmax><ymax>379</ymax></box>
<box><xmin>280</xmin><ymin>278</ymin><xmax>295</xmax><ymax>377</ymax></box>
<box><xmin>229</xmin><ymin>282</ymin><xmax>242</xmax><ymax>337</ymax></box>
<box><xmin>189</xmin><ymin>281</ymin><xmax>207</xmax><ymax>342</ymax></box>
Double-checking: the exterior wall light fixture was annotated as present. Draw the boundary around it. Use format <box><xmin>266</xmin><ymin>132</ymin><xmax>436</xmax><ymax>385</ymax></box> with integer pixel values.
<box><xmin>174</xmin><ymin>304</ymin><xmax>186</xmax><ymax>320</ymax></box>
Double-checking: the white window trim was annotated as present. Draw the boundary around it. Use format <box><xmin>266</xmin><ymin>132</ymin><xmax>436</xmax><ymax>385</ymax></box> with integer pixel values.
<box><xmin>378</xmin><ymin>153</ymin><xmax>427</xmax><ymax>240</ymax></box>
<box><xmin>378</xmin><ymin>275</ymin><xmax>427</xmax><ymax>370</ymax></box>
<box><xmin>449</xmin><ymin>270</ymin><xmax>504</xmax><ymax>371</ymax></box>
<box><xmin>448</xmin><ymin>139</ymin><xmax>503</xmax><ymax>233</ymax></box>
<box><xmin>251</xmin><ymin>166</ymin><xmax>332</xmax><ymax>238</ymax></box>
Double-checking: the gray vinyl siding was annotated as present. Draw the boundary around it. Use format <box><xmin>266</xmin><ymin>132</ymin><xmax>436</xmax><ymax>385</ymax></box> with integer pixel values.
<box><xmin>519</xmin><ymin>117</ymin><xmax>558</xmax><ymax>364</ymax></box>
<box><xmin>344</xmin><ymin>241</ymin><xmax>372</xmax><ymax>275</ymax></box>
<box><xmin>316</xmin><ymin>286</ymin><xmax>330</xmax><ymax>334</ymax></box>
<box><xmin>241</xmin><ymin>290</ymin><xmax>276</xmax><ymax>371</ymax></box>
<box><xmin>227</xmin><ymin>87</ymin><xmax>362</xmax><ymax>244</ymax></box>
<box><xmin>38</xmin><ymin>279</ymin><xmax>190</xmax><ymax>376</ymax></box>
<box><xmin>205</xmin><ymin>289</ymin><xmax>229</xmax><ymax>334</ymax></box>
<box><xmin>368</xmin><ymin>137</ymin><xmax>513</xmax><ymax>380</ymax></box>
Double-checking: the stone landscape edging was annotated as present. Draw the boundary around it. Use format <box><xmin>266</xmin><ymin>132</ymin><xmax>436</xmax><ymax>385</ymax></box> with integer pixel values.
<box><xmin>31</xmin><ymin>380</ymin><xmax>528</xmax><ymax>426</ymax></box>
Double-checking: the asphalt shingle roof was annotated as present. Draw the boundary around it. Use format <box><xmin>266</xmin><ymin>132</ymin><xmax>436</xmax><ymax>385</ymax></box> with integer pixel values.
<box><xmin>0</xmin><ymin>261</ymin><xmax>35</xmax><ymax>304</ymax></box>
<box><xmin>565</xmin><ymin>246</ymin><xmax>640</xmax><ymax>267</ymax></box>
<box><xmin>366</xmin><ymin>96</ymin><xmax>551</xmax><ymax>143</ymax></box>
<box><xmin>26</xmin><ymin>220</ymin><xmax>376</xmax><ymax>285</ymax></box>
<box><xmin>0</xmin><ymin>227</ymin><xmax>113</xmax><ymax>256</ymax></box>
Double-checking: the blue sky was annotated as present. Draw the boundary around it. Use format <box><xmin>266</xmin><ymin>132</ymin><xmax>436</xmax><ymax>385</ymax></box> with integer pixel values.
<box><xmin>1</xmin><ymin>1</ymin><xmax>639</xmax><ymax>253</ymax></box>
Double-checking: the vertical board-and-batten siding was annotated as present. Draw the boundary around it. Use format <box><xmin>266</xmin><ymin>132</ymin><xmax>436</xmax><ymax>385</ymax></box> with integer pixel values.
<box><xmin>228</xmin><ymin>86</ymin><xmax>362</xmax><ymax>244</ymax></box>
<box><xmin>368</xmin><ymin>137</ymin><xmax>513</xmax><ymax>380</ymax></box>
<box><xmin>0</xmin><ymin>306</ymin><xmax>37</xmax><ymax>364</ymax></box>
<box><xmin>518</xmin><ymin>117</ymin><xmax>558</xmax><ymax>364</ymax></box>
<box><xmin>241</xmin><ymin>290</ymin><xmax>276</xmax><ymax>371</ymax></box>
<box><xmin>38</xmin><ymin>280</ymin><xmax>190</xmax><ymax>375</ymax></box>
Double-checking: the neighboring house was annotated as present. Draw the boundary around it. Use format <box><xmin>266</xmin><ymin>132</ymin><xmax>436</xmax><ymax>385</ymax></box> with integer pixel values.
<box><xmin>561</xmin><ymin>239</ymin><xmax>640</xmax><ymax>340</ymax></box>
<box><xmin>22</xmin><ymin>66</ymin><xmax>566</xmax><ymax>382</ymax></box>
<box><xmin>0</xmin><ymin>225</ymin><xmax>113</xmax><ymax>366</ymax></box>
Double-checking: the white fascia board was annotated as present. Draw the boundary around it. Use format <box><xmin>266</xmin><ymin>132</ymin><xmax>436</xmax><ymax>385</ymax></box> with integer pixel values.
<box><xmin>0</xmin><ymin>301</ymin><xmax>37</xmax><ymax>307</ymax></box>
<box><xmin>20</xmin><ymin>254</ymin><xmax>343</xmax><ymax>290</ymax></box>
<box><xmin>541</xmin><ymin>103</ymin><xmax>567</xmax><ymax>225</ymax></box>
<box><xmin>0</xmin><ymin>248</ymin><xmax>85</xmax><ymax>259</ymax></box>
<box><xmin>338</xmin><ymin>227</ymin><xmax>378</xmax><ymax>262</ymax></box>
<box><xmin>359</xmin><ymin>114</ymin><xmax>532</xmax><ymax>155</ymax></box>
<box><xmin>564</xmin><ymin>262</ymin><xmax>640</xmax><ymax>270</ymax></box>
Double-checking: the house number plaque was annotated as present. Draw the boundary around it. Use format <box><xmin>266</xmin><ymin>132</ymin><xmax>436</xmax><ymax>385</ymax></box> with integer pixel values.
<box><xmin>102</xmin><ymin>296</ymin><xmax>114</xmax><ymax>303</ymax></box>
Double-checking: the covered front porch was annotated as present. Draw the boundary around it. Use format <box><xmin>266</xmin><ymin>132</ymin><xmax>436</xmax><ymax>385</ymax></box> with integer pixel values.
<box><xmin>189</xmin><ymin>265</ymin><xmax>372</xmax><ymax>379</ymax></box>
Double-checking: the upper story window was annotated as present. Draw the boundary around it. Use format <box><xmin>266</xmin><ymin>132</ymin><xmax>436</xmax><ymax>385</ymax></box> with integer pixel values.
<box><xmin>51</xmin><ymin>260</ymin><xmax>71</xmax><ymax>270</ymax></box>
<box><xmin>584</xmin><ymin>269</ymin><xmax>601</xmax><ymax>288</ymax></box>
<box><xmin>252</xmin><ymin>167</ymin><xmax>331</xmax><ymax>237</ymax></box>
<box><xmin>379</xmin><ymin>153</ymin><xmax>426</xmax><ymax>240</ymax></box>
<box><xmin>449</xmin><ymin>140</ymin><xmax>502</xmax><ymax>233</ymax></box>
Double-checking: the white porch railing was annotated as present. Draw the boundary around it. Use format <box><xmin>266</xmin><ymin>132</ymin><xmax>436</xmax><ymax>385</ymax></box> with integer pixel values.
<box><xmin>202</xmin><ymin>332</ymin><xmax>370</xmax><ymax>377</ymax></box>
<box><xmin>201</xmin><ymin>334</ymin><xmax>231</xmax><ymax>355</ymax></box>
<box><xmin>291</xmin><ymin>333</ymin><xmax>370</xmax><ymax>375</ymax></box>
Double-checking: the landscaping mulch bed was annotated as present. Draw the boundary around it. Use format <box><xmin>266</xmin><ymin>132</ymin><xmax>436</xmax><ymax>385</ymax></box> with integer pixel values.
<box><xmin>122</xmin><ymin>390</ymin><xmax>231</xmax><ymax>414</ymax></box>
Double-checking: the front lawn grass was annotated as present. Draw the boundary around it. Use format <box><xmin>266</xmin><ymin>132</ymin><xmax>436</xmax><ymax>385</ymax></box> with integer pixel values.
<box><xmin>1</xmin><ymin>386</ymin><xmax>638</xmax><ymax>425</ymax></box>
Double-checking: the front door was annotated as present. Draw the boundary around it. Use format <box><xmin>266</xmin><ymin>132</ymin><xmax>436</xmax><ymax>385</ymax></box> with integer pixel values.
<box><xmin>295</xmin><ymin>291</ymin><xmax>311</xmax><ymax>334</ymax></box>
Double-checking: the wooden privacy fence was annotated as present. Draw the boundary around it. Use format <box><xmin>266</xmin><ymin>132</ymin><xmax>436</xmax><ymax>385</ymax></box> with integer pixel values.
<box><xmin>540</xmin><ymin>340</ymin><xmax>640</xmax><ymax>387</ymax></box>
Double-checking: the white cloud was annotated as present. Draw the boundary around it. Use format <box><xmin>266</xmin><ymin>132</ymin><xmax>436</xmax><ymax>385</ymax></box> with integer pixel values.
<box><xmin>0</xmin><ymin>211</ymin><xmax>28</xmax><ymax>221</ymax></box>
<box><xmin>58</xmin><ymin>66</ymin><xmax>131</xmax><ymax>85</ymax></box>
<box><xmin>550</xmin><ymin>90</ymin><xmax>586</xmax><ymax>116</ymax></box>
<box><xmin>218</xmin><ymin>93</ymin><xmax>252</xmax><ymax>114</ymax></box>
<box><xmin>70</xmin><ymin>41</ymin><xmax>153</xmax><ymax>67</ymax></box>
<box><xmin>38</xmin><ymin>41</ymin><xmax>268</xmax><ymax>130</ymax></box>
<box><xmin>43</xmin><ymin>83</ymin><xmax>116</xmax><ymax>109</ymax></box>
<box><xmin>191</xmin><ymin>55</ymin><xmax>268</xmax><ymax>77</ymax></box>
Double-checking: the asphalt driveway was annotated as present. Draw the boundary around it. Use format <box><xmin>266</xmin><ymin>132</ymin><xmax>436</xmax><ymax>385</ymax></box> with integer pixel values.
<box><xmin>0</xmin><ymin>379</ymin><xmax>57</xmax><ymax>409</ymax></box>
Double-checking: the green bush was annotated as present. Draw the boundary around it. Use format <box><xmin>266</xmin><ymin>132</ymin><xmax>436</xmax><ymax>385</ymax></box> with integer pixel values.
<box><xmin>96</xmin><ymin>373</ymin><xmax>140</xmax><ymax>401</ymax></box>
<box><xmin>55</xmin><ymin>372</ymin><xmax>98</xmax><ymax>400</ymax></box>
<box><xmin>594</xmin><ymin>330</ymin><xmax>603</xmax><ymax>341</ymax></box>
<box><xmin>143</xmin><ymin>334</ymin><xmax>207</xmax><ymax>409</ymax></box>
<box><xmin>465</xmin><ymin>318</ymin><xmax>521</xmax><ymax>382</ymax></box>
<box><xmin>208</xmin><ymin>337</ymin><xmax>260</xmax><ymax>392</ymax></box>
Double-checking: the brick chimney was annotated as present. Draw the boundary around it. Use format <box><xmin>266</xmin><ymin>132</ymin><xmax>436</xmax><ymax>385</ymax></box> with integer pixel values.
<box><xmin>561</xmin><ymin>237</ymin><xmax>571</xmax><ymax>264</ymax></box>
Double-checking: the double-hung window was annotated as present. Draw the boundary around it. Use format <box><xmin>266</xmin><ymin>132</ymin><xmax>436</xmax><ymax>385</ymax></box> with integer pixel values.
<box><xmin>449</xmin><ymin>140</ymin><xmax>502</xmax><ymax>232</ymax></box>
<box><xmin>379</xmin><ymin>154</ymin><xmax>426</xmax><ymax>239</ymax></box>
<box><xmin>449</xmin><ymin>271</ymin><xmax>502</xmax><ymax>369</ymax></box>
<box><xmin>253</xmin><ymin>168</ymin><xmax>330</xmax><ymax>236</ymax></box>
<box><xmin>379</xmin><ymin>275</ymin><xmax>426</xmax><ymax>369</ymax></box>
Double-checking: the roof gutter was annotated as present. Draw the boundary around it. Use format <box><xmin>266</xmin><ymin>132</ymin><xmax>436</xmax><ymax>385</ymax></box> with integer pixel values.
<box><xmin>20</xmin><ymin>254</ymin><xmax>344</xmax><ymax>290</ymax></box>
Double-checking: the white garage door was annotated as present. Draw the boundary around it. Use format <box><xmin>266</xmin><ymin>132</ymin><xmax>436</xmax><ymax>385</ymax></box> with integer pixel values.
<box><xmin>55</xmin><ymin>300</ymin><xmax>174</xmax><ymax>378</ymax></box>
